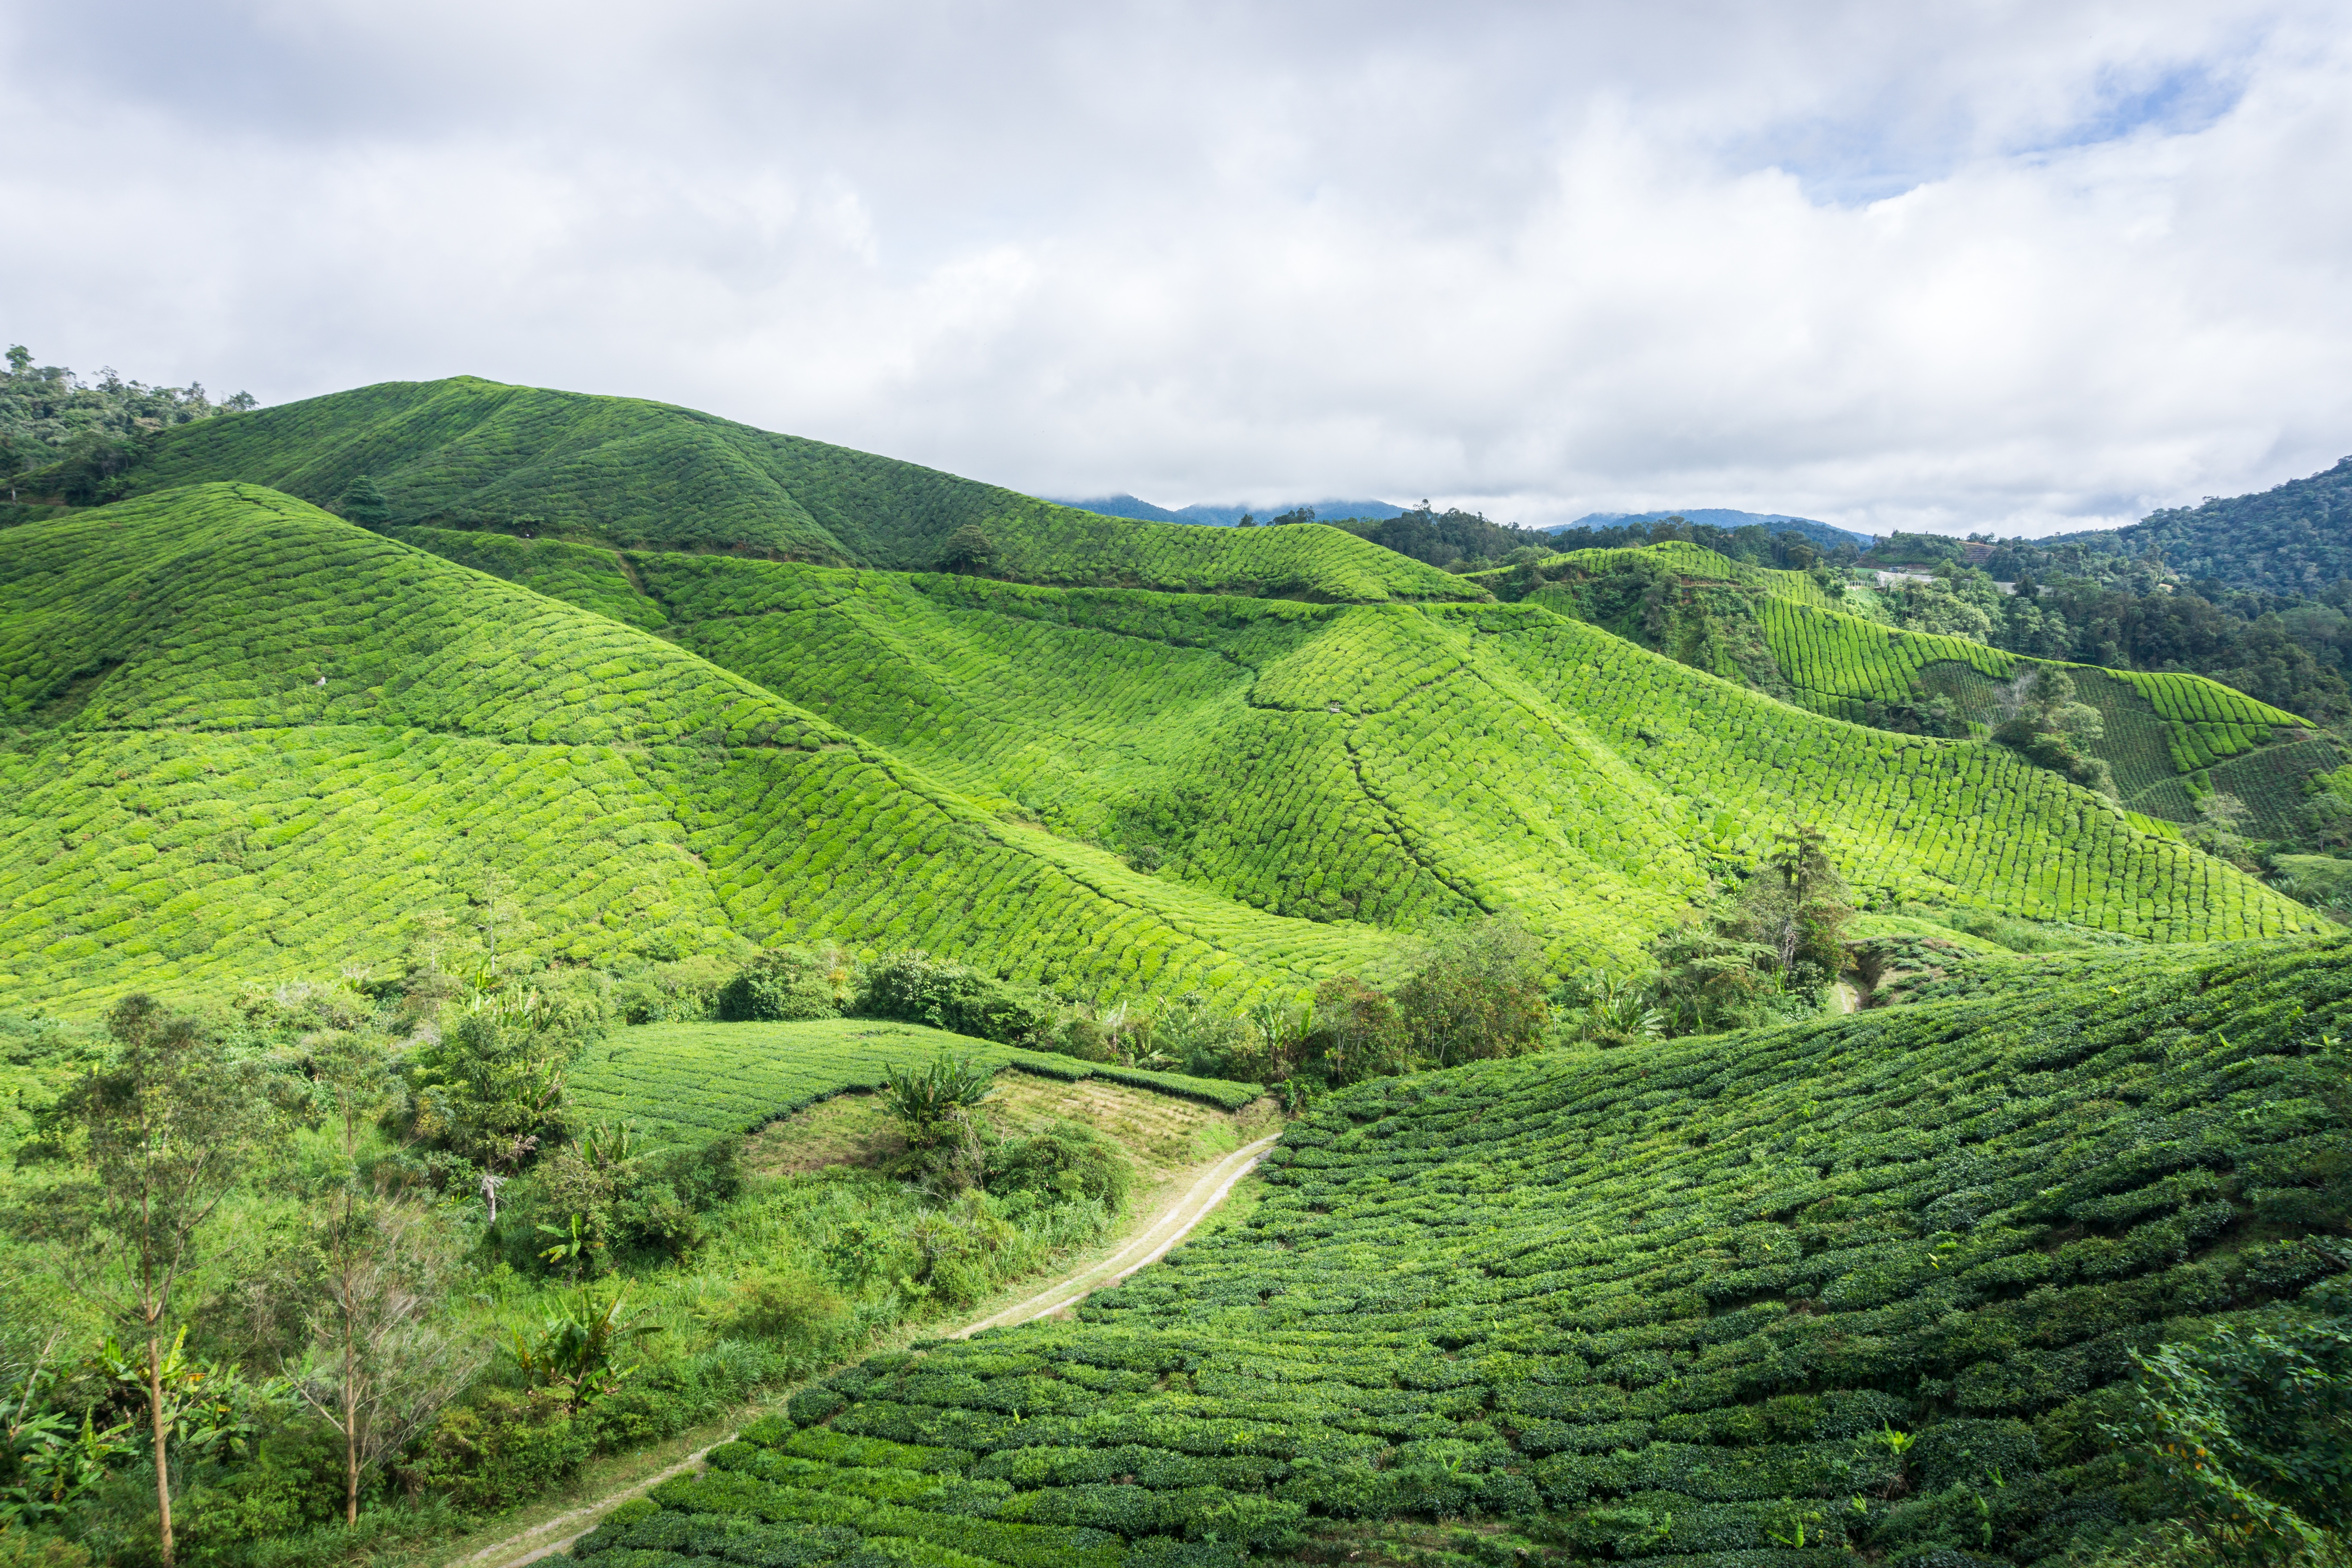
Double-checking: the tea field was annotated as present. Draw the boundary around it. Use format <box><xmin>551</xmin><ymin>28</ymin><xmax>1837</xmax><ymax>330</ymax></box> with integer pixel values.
<box><xmin>570</xmin><ymin>1017</ymin><xmax>1264</xmax><ymax>1143</ymax></box>
<box><xmin>579</xmin><ymin>936</ymin><xmax>2352</xmax><ymax>1567</ymax></box>
<box><xmin>122</xmin><ymin>375</ymin><xmax>1475</xmax><ymax>600</ymax></box>
<box><xmin>0</xmin><ymin>485</ymin><xmax>1400</xmax><ymax>1010</ymax></box>
<box><xmin>1530</xmin><ymin>543</ymin><xmax>2332</xmax><ymax>836</ymax></box>
<box><xmin>0</xmin><ymin>483</ymin><xmax>2319</xmax><ymax>1016</ymax></box>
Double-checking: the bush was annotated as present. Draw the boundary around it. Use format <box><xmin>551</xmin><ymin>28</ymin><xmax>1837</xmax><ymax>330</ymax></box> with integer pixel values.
<box><xmin>853</xmin><ymin>953</ymin><xmax>1059</xmax><ymax>1049</ymax></box>
<box><xmin>411</xmin><ymin>1387</ymin><xmax>592</xmax><ymax>1513</ymax></box>
<box><xmin>717</xmin><ymin>948</ymin><xmax>840</xmax><ymax>1022</ymax></box>
<box><xmin>1395</xmin><ymin>920</ymin><xmax>1550</xmax><ymax>1067</ymax></box>
<box><xmin>716</xmin><ymin>1270</ymin><xmax>842</xmax><ymax>1347</ymax></box>
<box><xmin>989</xmin><ymin>1119</ymin><xmax>1133</xmax><ymax>1212</ymax></box>
<box><xmin>1301</xmin><ymin>975</ymin><xmax>1411</xmax><ymax>1085</ymax></box>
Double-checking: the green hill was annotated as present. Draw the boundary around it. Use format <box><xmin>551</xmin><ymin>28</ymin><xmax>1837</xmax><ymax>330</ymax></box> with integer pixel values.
<box><xmin>1519</xmin><ymin>542</ymin><xmax>2336</xmax><ymax>837</ymax></box>
<box><xmin>593</xmin><ymin>935</ymin><xmax>2352</xmax><ymax>1566</ymax></box>
<box><xmin>2052</xmin><ymin>453</ymin><xmax>2352</xmax><ymax>594</ymax></box>
<box><xmin>113</xmin><ymin>376</ymin><xmax>1476</xmax><ymax>601</ymax></box>
<box><xmin>0</xmin><ymin>483</ymin><xmax>1404</xmax><ymax>1012</ymax></box>
<box><xmin>0</xmin><ymin>483</ymin><xmax>2312</xmax><ymax>1013</ymax></box>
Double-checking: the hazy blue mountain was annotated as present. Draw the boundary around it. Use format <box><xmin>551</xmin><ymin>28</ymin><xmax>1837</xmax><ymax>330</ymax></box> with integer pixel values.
<box><xmin>1056</xmin><ymin>494</ymin><xmax>1408</xmax><ymax>527</ymax></box>
<box><xmin>1557</xmin><ymin>508</ymin><xmax>1874</xmax><ymax>551</ymax></box>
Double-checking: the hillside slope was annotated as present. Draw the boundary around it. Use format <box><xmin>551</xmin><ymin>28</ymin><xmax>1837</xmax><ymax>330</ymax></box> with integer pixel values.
<box><xmin>0</xmin><ymin>484</ymin><xmax>1399</xmax><ymax>1011</ymax></box>
<box><xmin>1523</xmin><ymin>542</ymin><xmax>2336</xmax><ymax>836</ymax></box>
<box><xmin>597</xmin><ymin>937</ymin><xmax>2352</xmax><ymax>1567</ymax></box>
<box><xmin>0</xmin><ymin>485</ymin><xmax>2315</xmax><ymax>1012</ymax></box>
<box><xmin>392</xmin><ymin>528</ymin><xmax>2311</xmax><ymax>948</ymax></box>
<box><xmin>2051</xmin><ymin>454</ymin><xmax>2352</xmax><ymax>593</ymax></box>
<box><xmin>117</xmin><ymin>377</ymin><xmax>1476</xmax><ymax>601</ymax></box>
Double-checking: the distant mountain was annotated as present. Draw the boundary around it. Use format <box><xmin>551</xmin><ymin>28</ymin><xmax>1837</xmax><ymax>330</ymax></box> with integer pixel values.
<box><xmin>1557</xmin><ymin>508</ymin><xmax>1874</xmax><ymax>552</ymax></box>
<box><xmin>1058</xmin><ymin>494</ymin><xmax>1408</xmax><ymax>527</ymax></box>
<box><xmin>2044</xmin><ymin>455</ymin><xmax>2352</xmax><ymax>594</ymax></box>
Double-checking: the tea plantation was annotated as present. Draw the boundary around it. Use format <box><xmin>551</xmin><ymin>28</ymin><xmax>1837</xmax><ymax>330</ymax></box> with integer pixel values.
<box><xmin>577</xmin><ymin>937</ymin><xmax>2352</xmax><ymax>1567</ymax></box>
<box><xmin>1531</xmin><ymin>544</ymin><xmax>2332</xmax><ymax>836</ymax></box>
<box><xmin>570</xmin><ymin>1017</ymin><xmax>1263</xmax><ymax>1142</ymax></box>
<box><xmin>0</xmin><ymin>484</ymin><xmax>1401</xmax><ymax>1009</ymax></box>
<box><xmin>119</xmin><ymin>376</ymin><xmax>1476</xmax><ymax>600</ymax></box>
<box><xmin>0</xmin><ymin>483</ymin><xmax>2313</xmax><ymax>1011</ymax></box>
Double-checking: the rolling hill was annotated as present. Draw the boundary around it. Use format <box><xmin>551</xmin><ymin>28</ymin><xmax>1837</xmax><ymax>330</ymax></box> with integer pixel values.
<box><xmin>1557</xmin><ymin>507</ymin><xmax>1875</xmax><ymax>552</ymax></box>
<box><xmin>2048</xmin><ymin>453</ymin><xmax>2352</xmax><ymax>593</ymax></box>
<box><xmin>586</xmin><ymin>935</ymin><xmax>2352</xmax><ymax>1567</ymax></box>
<box><xmin>113</xmin><ymin>377</ymin><xmax>1467</xmax><ymax>601</ymax></box>
<box><xmin>1516</xmin><ymin>541</ymin><xmax>2339</xmax><ymax>837</ymax></box>
<box><xmin>0</xmin><ymin>480</ymin><xmax>2312</xmax><ymax>1015</ymax></box>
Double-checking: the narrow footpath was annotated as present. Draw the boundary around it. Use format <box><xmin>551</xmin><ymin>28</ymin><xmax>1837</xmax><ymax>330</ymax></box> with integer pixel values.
<box><xmin>454</xmin><ymin>1131</ymin><xmax>1281</xmax><ymax>1568</ymax></box>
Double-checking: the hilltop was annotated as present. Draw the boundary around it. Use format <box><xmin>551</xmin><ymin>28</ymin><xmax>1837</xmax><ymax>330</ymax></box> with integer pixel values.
<box><xmin>103</xmin><ymin>376</ymin><xmax>1470</xmax><ymax>601</ymax></box>
<box><xmin>1056</xmin><ymin>494</ymin><xmax>1409</xmax><ymax>527</ymax></box>
<box><xmin>1559</xmin><ymin>507</ymin><xmax>1874</xmax><ymax>552</ymax></box>
<box><xmin>2047</xmin><ymin>454</ymin><xmax>2352</xmax><ymax>594</ymax></box>
<box><xmin>0</xmin><ymin>482</ymin><xmax>2308</xmax><ymax>1013</ymax></box>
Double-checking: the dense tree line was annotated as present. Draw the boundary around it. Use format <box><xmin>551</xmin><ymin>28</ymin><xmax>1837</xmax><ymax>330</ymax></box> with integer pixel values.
<box><xmin>1</xmin><ymin>347</ymin><xmax>256</xmax><ymax>505</ymax></box>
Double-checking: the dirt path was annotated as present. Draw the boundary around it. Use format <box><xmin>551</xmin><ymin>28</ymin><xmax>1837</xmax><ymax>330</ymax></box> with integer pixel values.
<box><xmin>1834</xmin><ymin>981</ymin><xmax>1861</xmax><ymax>1013</ymax></box>
<box><xmin>452</xmin><ymin>1132</ymin><xmax>1280</xmax><ymax>1568</ymax></box>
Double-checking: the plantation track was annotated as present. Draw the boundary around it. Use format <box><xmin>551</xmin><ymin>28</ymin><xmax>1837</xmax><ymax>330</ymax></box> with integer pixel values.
<box><xmin>446</xmin><ymin>1133</ymin><xmax>1279</xmax><ymax>1568</ymax></box>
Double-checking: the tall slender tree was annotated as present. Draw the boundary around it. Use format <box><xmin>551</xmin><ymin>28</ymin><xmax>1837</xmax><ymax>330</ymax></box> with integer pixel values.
<box><xmin>56</xmin><ymin>996</ymin><xmax>273</xmax><ymax>1566</ymax></box>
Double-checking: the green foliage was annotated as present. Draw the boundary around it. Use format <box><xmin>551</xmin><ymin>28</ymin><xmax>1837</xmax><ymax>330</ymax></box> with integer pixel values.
<box><xmin>853</xmin><ymin>955</ymin><xmax>1060</xmax><ymax>1049</ymax></box>
<box><xmin>590</xmin><ymin>938</ymin><xmax>2352</xmax><ymax>1567</ymax></box>
<box><xmin>2086</xmin><ymin>454</ymin><xmax>2352</xmax><ymax>595</ymax></box>
<box><xmin>1394</xmin><ymin>920</ymin><xmax>1551</xmax><ymax>1067</ymax></box>
<box><xmin>717</xmin><ymin>949</ymin><xmax>841</xmax><ymax>1023</ymax></box>
<box><xmin>508</xmin><ymin>1289</ymin><xmax>663</xmax><ymax>1414</ymax></box>
<box><xmin>987</xmin><ymin>1119</ymin><xmax>1133</xmax><ymax>1214</ymax></box>
<box><xmin>2106</xmin><ymin>1279</ymin><xmax>2351</xmax><ymax>1564</ymax></box>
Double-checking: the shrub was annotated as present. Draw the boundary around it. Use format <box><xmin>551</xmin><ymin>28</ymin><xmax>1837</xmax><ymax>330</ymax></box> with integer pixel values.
<box><xmin>717</xmin><ymin>948</ymin><xmax>840</xmax><ymax>1022</ymax></box>
<box><xmin>988</xmin><ymin>1119</ymin><xmax>1133</xmax><ymax>1213</ymax></box>
<box><xmin>715</xmin><ymin>1270</ymin><xmax>841</xmax><ymax>1347</ymax></box>
<box><xmin>854</xmin><ymin>953</ymin><xmax>1059</xmax><ymax>1049</ymax></box>
<box><xmin>1395</xmin><ymin>920</ymin><xmax>1550</xmax><ymax>1067</ymax></box>
<box><xmin>411</xmin><ymin>1387</ymin><xmax>591</xmax><ymax>1513</ymax></box>
<box><xmin>1300</xmin><ymin>975</ymin><xmax>1410</xmax><ymax>1085</ymax></box>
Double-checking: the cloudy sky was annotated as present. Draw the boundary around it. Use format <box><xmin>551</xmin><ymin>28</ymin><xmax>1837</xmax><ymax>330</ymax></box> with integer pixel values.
<box><xmin>5</xmin><ymin>1</ymin><xmax>2348</xmax><ymax>534</ymax></box>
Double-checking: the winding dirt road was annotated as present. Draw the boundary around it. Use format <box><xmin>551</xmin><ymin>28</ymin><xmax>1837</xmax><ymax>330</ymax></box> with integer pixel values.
<box><xmin>452</xmin><ymin>1131</ymin><xmax>1281</xmax><ymax>1568</ymax></box>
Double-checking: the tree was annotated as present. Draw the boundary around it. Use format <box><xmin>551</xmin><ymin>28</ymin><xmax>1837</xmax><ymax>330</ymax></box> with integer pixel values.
<box><xmin>288</xmin><ymin>1031</ymin><xmax>476</xmax><ymax>1526</ymax></box>
<box><xmin>338</xmin><ymin>475</ymin><xmax>391</xmax><ymax>530</ymax></box>
<box><xmin>1993</xmin><ymin>669</ymin><xmax>2119</xmax><ymax>797</ymax></box>
<box><xmin>52</xmin><ymin>997</ymin><xmax>274</xmax><ymax>1565</ymax></box>
<box><xmin>715</xmin><ymin>947</ymin><xmax>839</xmax><ymax>1022</ymax></box>
<box><xmin>1301</xmin><ymin>975</ymin><xmax>1410</xmax><ymax>1085</ymax></box>
<box><xmin>1396</xmin><ymin>920</ymin><xmax>1551</xmax><ymax>1068</ymax></box>
<box><xmin>938</xmin><ymin>526</ymin><xmax>996</xmax><ymax>573</ymax></box>
<box><xmin>408</xmin><ymin>988</ymin><xmax>581</xmax><ymax>1218</ymax></box>
<box><xmin>880</xmin><ymin>1053</ymin><xmax>997</xmax><ymax>1193</ymax></box>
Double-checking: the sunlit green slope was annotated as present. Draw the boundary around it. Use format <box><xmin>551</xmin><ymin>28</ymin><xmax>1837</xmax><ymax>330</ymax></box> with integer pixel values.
<box><xmin>604</xmin><ymin>937</ymin><xmax>2352</xmax><ymax>1567</ymax></box>
<box><xmin>0</xmin><ymin>484</ymin><xmax>1396</xmax><ymax>1010</ymax></box>
<box><xmin>393</xmin><ymin>537</ymin><xmax>2313</xmax><ymax>949</ymax></box>
<box><xmin>123</xmin><ymin>377</ymin><xmax>1478</xmax><ymax>601</ymax></box>
<box><xmin>1525</xmin><ymin>543</ymin><xmax>2334</xmax><ymax>835</ymax></box>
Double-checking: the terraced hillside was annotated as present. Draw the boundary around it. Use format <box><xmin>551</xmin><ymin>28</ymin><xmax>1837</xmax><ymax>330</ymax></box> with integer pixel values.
<box><xmin>0</xmin><ymin>484</ymin><xmax>1395</xmax><ymax>1011</ymax></box>
<box><xmin>1524</xmin><ymin>543</ymin><xmax>2334</xmax><ymax>835</ymax></box>
<box><xmin>581</xmin><ymin>937</ymin><xmax>2352</xmax><ymax>1568</ymax></box>
<box><xmin>403</xmin><ymin>532</ymin><xmax>2308</xmax><ymax>946</ymax></box>
<box><xmin>115</xmin><ymin>376</ymin><xmax>1477</xmax><ymax>601</ymax></box>
<box><xmin>0</xmin><ymin>485</ymin><xmax>2315</xmax><ymax>1012</ymax></box>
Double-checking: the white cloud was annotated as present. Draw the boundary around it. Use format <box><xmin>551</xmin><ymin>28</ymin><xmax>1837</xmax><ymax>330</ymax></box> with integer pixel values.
<box><xmin>4</xmin><ymin>0</ymin><xmax>2347</xmax><ymax>534</ymax></box>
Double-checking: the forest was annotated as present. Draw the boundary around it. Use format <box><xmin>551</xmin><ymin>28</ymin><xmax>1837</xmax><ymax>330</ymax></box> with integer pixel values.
<box><xmin>0</xmin><ymin>356</ymin><xmax>2346</xmax><ymax>1568</ymax></box>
